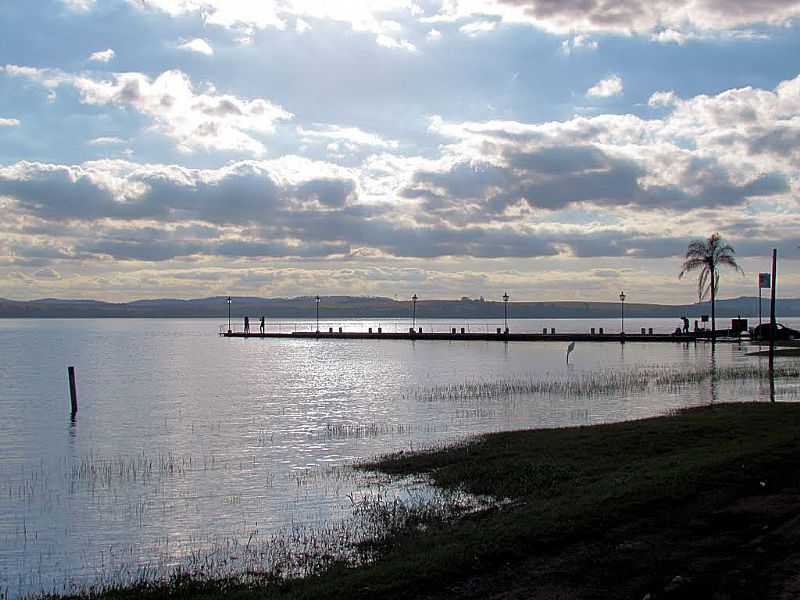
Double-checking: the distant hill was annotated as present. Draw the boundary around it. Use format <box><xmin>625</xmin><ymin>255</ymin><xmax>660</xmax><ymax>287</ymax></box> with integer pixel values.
<box><xmin>0</xmin><ymin>295</ymin><xmax>798</xmax><ymax>319</ymax></box>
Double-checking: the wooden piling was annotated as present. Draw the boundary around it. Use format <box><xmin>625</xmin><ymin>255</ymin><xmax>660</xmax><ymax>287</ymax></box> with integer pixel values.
<box><xmin>68</xmin><ymin>366</ymin><xmax>77</xmax><ymax>415</ymax></box>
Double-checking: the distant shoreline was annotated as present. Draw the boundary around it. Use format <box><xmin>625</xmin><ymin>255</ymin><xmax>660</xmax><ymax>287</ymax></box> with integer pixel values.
<box><xmin>2</xmin><ymin>295</ymin><xmax>798</xmax><ymax>319</ymax></box>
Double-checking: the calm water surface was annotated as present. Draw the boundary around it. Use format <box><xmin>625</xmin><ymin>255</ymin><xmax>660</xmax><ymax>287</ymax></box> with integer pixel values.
<box><xmin>1</xmin><ymin>317</ymin><xmax>798</xmax><ymax>596</ymax></box>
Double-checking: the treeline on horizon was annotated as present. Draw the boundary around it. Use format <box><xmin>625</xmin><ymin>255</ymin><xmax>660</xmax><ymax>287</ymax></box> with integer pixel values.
<box><xmin>1</xmin><ymin>295</ymin><xmax>798</xmax><ymax>319</ymax></box>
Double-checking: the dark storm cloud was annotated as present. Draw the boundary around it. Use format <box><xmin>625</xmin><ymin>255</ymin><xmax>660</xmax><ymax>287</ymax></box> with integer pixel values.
<box><xmin>1</xmin><ymin>161</ymin><xmax>564</xmax><ymax>260</ymax></box>
<box><xmin>403</xmin><ymin>144</ymin><xmax>788</xmax><ymax>217</ymax></box>
<box><xmin>0</xmin><ymin>162</ymin><xmax>317</xmax><ymax>225</ymax></box>
<box><xmin>568</xmin><ymin>232</ymin><xmax>800</xmax><ymax>260</ymax></box>
<box><xmin>746</xmin><ymin>125</ymin><xmax>800</xmax><ymax>157</ymax></box>
<box><xmin>0</xmin><ymin>164</ymin><xmax>140</xmax><ymax>220</ymax></box>
<box><xmin>492</xmin><ymin>0</ymin><xmax>800</xmax><ymax>32</ymax></box>
<box><xmin>290</xmin><ymin>178</ymin><xmax>355</xmax><ymax>208</ymax></box>
<box><xmin>134</xmin><ymin>166</ymin><xmax>284</xmax><ymax>224</ymax></box>
<box><xmin>76</xmin><ymin>239</ymin><xmax>207</xmax><ymax>261</ymax></box>
<box><xmin>11</xmin><ymin>242</ymin><xmax>76</xmax><ymax>260</ymax></box>
<box><xmin>497</xmin><ymin>0</ymin><xmax>651</xmax><ymax>29</ymax></box>
<box><xmin>214</xmin><ymin>240</ymin><xmax>351</xmax><ymax>258</ymax></box>
<box><xmin>0</xmin><ymin>153</ymin><xmax>791</xmax><ymax>265</ymax></box>
<box><xmin>713</xmin><ymin>238</ymin><xmax>800</xmax><ymax>259</ymax></box>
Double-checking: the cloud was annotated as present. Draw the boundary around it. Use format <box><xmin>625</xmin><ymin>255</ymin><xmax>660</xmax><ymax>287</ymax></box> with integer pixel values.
<box><xmin>32</xmin><ymin>267</ymin><xmax>62</xmax><ymax>280</ymax></box>
<box><xmin>427</xmin><ymin>0</ymin><xmax>800</xmax><ymax>38</ymax></box>
<box><xmin>426</xmin><ymin>28</ymin><xmax>442</xmax><ymax>41</ymax></box>
<box><xmin>0</xmin><ymin>151</ymin><xmax>790</xmax><ymax>268</ymax></box>
<box><xmin>177</xmin><ymin>38</ymin><xmax>214</xmax><ymax>56</ymax></box>
<box><xmin>89</xmin><ymin>48</ymin><xmax>115</xmax><ymax>63</ymax></box>
<box><xmin>131</xmin><ymin>1</ymin><xmax>420</xmax><ymax>49</ymax></box>
<box><xmin>298</xmin><ymin>125</ymin><xmax>399</xmax><ymax>150</ymax></box>
<box><xmin>648</xmin><ymin>90</ymin><xmax>679</xmax><ymax>107</ymax></box>
<box><xmin>1</xmin><ymin>75</ymin><xmax>799</xmax><ymax>274</ymax></box>
<box><xmin>651</xmin><ymin>28</ymin><xmax>697</xmax><ymax>44</ymax></box>
<box><xmin>587</xmin><ymin>75</ymin><xmax>624</xmax><ymax>98</ymax></box>
<box><xmin>3</xmin><ymin>65</ymin><xmax>293</xmax><ymax>155</ymax></box>
<box><xmin>459</xmin><ymin>20</ymin><xmax>498</xmax><ymax>36</ymax></box>
<box><xmin>561</xmin><ymin>34</ymin><xmax>598</xmax><ymax>54</ymax></box>
<box><xmin>61</xmin><ymin>0</ymin><xmax>95</xmax><ymax>11</ymax></box>
<box><xmin>418</xmin><ymin>72</ymin><xmax>800</xmax><ymax>218</ymax></box>
<box><xmin>375</xmin><ymin>35</ymin><xmax>417</xmax><ymax>51</ymax></box>
<box><xmin>88</xmin><ymin>136</ymin><xmax>126</xmax><ymax>145</ymax></box>
<box><xmin>0</xmin><ymin>158</ymin><xmax>562</xmax><ymax>261</ymax></box>
<box><xmin>0</xmin><ymin>118</ymin><xmax>20</xmax><ymax>127</ymax></box>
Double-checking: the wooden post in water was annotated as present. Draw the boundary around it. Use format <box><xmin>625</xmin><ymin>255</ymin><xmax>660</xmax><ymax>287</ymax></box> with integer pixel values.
<box><xmin>68</xmin><ymin>366</ymin><xmax>78</xmax><ymax>415</ymax></box>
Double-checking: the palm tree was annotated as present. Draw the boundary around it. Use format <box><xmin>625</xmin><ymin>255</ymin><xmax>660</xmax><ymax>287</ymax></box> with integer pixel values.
<box><xmin>679</xmin><ymin>233</ymin><xmax>744</xmax><ymax>341</ymax></box>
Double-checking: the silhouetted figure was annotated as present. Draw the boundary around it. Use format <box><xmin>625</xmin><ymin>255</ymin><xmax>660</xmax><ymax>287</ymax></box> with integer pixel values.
<box><xmin>681</xmin><ymin>316</ymin><xmax>689</xmax><ymax>334</ymax></box>
<box><xmin>694</xmin><ymin>320</ymin><xmax>699</xmax><ymax>333</ymax></box>
<box><xmin>244</xmin><ymin>316</ymin><xmax>250</xmax><ymax>333</ymax></box>
<box><xmin>260</xmin><ymin>316</ymin><xmax>265</xmax><ymax>334</ymax></box>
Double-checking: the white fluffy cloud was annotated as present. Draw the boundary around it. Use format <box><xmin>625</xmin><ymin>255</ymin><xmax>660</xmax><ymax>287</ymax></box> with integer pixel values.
<box><xmin>298</xmin><ymin>125</ymin><xmax>400</xmax><ymax>150</ymax></box>
<box><xmin>561</xmin><ymin>35</ymin><xmax>599</xmax><ymax>54</ymax></box>
<box><xmin>459</xmin><ymin>19</ymin><xmax>497</xmax><ymax>36</ymax></box>
<box><xmin>648</xmin><ymin>90</ymin><xmax>679</xmax><ymax>107</ymax></box>
<box><xmin>4</xmin><ymin>75</ymin><xmax>800</xmax><ymax>267</ymax></box>
<box><xmin>419</xmin><ymin>74</ymin><xmax>800</xmax><ymax>223</ymax></box>
<box><xmin>0</xmin><ymin>118</ymin><xmax>20</xmax><ymax>127</ymax></box>
<box><xmin>426</xmin><ymin>28</ymin><xmax>443</xmax><ymax>41</ymax></box>
<box><xmin>66</xmin><ymin>0</ymin><xmax>800</xmax><ymax>49</ymax></box>
<box><xmin>587</xmin><ymin>75</ymin><xmax>624</xmax><ymax>98</ymax></box>
<box><xmin>177</xmin><ymin>38</ymin><xmax>214</xmax><ymax>56</ymax></box>
<box><xmin>88</xmin><ymin>48</ymin><xmax>115</xmax><ymax>63</ymax></box>
<box><xmin>2</xmin><ymin>66</ymin><xmax>292</xmax><ymax>155</ymax></box>
<box><xmin>62</xmin><ymin>0</ymin><xmax>95</xmax><ymax>11</ymax></box>
<box><xmin>89</xmin><ymin>136</ymin><xmax>126</xmax><ymax>145</ymax></box>
<box><xmin>131</xmin><ymin>0</ymin><xmax>420</xmax><ymax>49</ymax></box>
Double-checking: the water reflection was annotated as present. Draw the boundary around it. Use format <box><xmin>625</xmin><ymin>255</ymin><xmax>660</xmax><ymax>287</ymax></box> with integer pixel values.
<box><xmin>709</xmin><ymin>345</ymin><xmax>718</xmax><ymax>405</ymax></box>
<box><xmin>0</xmin><ymin>317</ymin><xmax>799</xmax><ymax>597</ymax></box>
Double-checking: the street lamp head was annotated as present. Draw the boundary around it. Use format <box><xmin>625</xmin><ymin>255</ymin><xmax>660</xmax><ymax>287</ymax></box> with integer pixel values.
<box><xmin>315</xmin><ymin>295</ymin><xmax>320</xmax><ymax>303</ymax></box>
<box><xmin>226</xmin><ymin>296</ymin><xmax>231</xmax><ymax>305</ymax></box>
<box><xmin>503</xmin><ymin>292</ymin><xmax>509</xmax><ymax>302</ymax></box>
<box><xmin>412</xmin><ymin>293</ymin><xmax>417</xmax><ymax>302</ymax></box>
<box><xmin>619</xmin><ymin>291</ymin><xmax>626</xmax><ymax>302</ymax></box>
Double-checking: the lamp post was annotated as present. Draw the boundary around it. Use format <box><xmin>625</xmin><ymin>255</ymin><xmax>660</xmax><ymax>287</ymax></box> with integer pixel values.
<box><xmin>503</xmin><ymin>292</ymin><xmax>509</xmax><ymax>332</ymax></box>
<box><xmin>411</xmin><ymin>293</ymin><xmax>418</xmax><ymax>330</ymax></box>
<box><xmin>619</xmin><ymin>291</ymin><xmax>626</xmax><ymax>334</ymax></box>
<box><xmin>315</xmin><ymin>295</ymin><xmax>320</xmax><ymax>333</ymax></box>
<box><xmin>226</xmin><ymin>296</ymin><xmax>232</xmax><ymax>333</ymax></box>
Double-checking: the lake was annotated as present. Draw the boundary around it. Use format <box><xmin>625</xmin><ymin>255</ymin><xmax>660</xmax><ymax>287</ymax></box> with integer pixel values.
<box><xmin>1</xmin><ymin>317</ymin><xmax>798</xmax><ymax>597</ymax></box>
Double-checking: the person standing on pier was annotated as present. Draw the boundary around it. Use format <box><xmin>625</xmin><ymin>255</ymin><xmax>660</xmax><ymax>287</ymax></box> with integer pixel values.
<box><xmin>244</xmin><ymin>316</ymin><xmax>250</xmax><ymax>333</ymax></box>
<box><xmin>260</xmin><ymin>316</ymin><xmax>265</xmax><ymax>334</ymax></box>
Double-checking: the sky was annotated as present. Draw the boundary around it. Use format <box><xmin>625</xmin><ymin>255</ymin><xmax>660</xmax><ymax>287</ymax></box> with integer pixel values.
<box><xmin>1</xmin><ymin>0</ymin><xmax>799</xmax><ymax>303</ymax></box>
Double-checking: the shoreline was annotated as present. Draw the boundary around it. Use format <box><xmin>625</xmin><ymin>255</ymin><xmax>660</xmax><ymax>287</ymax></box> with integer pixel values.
<box><xmin>47</xmin><ymin>402</ymin><xmax>800</xmax><ymax>600</ymax></box>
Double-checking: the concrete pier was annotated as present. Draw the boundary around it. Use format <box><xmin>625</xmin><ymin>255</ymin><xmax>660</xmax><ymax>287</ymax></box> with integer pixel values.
<box><xmin>220</xmin><ymin>330</ymin><xmax>701</xmax><ymax>343</ymax></box>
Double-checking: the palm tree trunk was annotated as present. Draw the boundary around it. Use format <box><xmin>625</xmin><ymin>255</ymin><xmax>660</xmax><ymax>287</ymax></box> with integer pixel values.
<box><xmin>711</xmin><ymin>273</ymin><xmax>716</xmax><ymax>343</ymax></box>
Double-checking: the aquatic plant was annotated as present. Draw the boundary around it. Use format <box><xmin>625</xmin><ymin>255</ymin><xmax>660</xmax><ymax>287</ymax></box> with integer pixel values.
<box><xmin>411</xmin><ymin>364</ymin><xmax>800</xmax><ymax>403</ymax></box>
<box><xmin>11</xmin><ymin>478</ymin><xmax>481</xmax><ymax>599</ymax></box>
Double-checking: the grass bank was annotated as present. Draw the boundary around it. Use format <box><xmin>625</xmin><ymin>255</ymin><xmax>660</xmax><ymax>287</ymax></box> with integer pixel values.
<box><xmin>64</xmin><ymin>403</ymin><xmax>800</xmax><ymax>600</ymax></box>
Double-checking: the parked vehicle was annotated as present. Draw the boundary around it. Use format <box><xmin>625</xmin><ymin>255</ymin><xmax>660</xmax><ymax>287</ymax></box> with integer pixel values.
<box><xmin>752</xmin><ymin>323</ymin><xmax>800</xmax><ymax>341</ymax></box>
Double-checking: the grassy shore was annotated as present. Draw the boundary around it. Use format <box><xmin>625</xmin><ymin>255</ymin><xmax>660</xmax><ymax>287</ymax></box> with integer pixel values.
<box><xmin>68</xmin><ymin>403</ymin><xmax>800</xmax><ymax>600</ymax></box>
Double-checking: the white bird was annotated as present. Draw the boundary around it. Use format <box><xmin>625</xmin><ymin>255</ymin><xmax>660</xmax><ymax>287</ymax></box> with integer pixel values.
<box><xmin>566</xmin><ymin>341</ymin><xmax>576</xmax><ymax>364</ymax></box>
